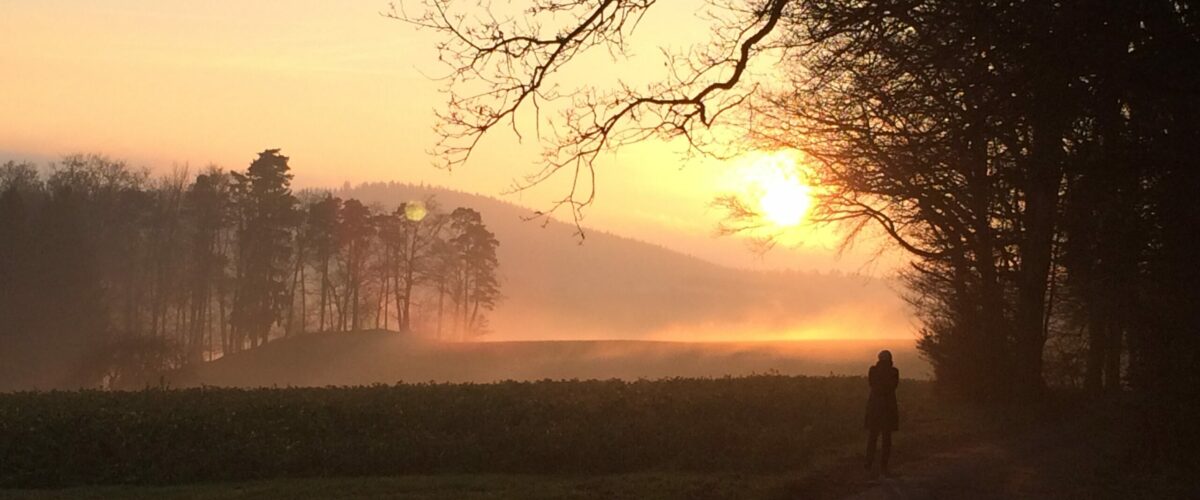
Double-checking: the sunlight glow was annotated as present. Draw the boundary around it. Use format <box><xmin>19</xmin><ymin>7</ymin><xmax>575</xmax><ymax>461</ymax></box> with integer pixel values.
<box><xmin>742</xmin><ymin>152</ymin><xmax>813</xmax><ymax>228</ymax></box>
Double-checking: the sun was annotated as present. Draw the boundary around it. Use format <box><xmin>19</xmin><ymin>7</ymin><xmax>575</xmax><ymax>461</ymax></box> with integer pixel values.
<box><xmin>741</xmin><ymin>152</ymin><xmax>813</xmax><ymax>227</ymax></box>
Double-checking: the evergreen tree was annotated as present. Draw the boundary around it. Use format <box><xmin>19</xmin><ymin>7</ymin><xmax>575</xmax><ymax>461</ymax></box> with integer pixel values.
<box><xmin>230</xmin><ymin>149</ymin><xmax>297</xmax><ymax>350</ymax></box>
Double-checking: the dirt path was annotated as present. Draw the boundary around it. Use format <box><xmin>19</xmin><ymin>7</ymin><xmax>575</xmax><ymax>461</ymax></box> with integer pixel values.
<box><xmin>838</xmin><ymin>421</ymin><xmax>1107</xmax><ymax>500</ymax></box>
<box><xmin>841</xmin><ymin>442</ymin><xmax>1014</xmax><ymax>500</ymax></box>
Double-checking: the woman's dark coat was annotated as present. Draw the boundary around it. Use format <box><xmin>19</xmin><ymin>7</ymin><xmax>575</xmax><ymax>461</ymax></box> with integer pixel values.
<box><xmin>865</xmin><ymin>363</ymin><xmax>899</xmax><ymax>431</ymax></box>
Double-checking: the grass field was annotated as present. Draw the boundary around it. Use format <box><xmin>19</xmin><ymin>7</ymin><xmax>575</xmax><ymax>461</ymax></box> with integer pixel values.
<box><xmin>0</xmin><ymin>376</ymin><xmax>989</xmax><ymax>499</ymax></box>
<box><xmin>0</xmin><ymin>473</ymin><xmax>815</xmax><ymax>500</ymax></box>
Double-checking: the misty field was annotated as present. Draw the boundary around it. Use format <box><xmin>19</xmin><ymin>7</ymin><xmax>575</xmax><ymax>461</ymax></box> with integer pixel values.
<box><xmin>167</xmin><ymin>333</ymin><xmax>930</xmax><ymax>388</ymax></box>
<box><xmin>0</xmin><ymin>376</ymin><xmax>952</xmax><ymax>492</ymax></box>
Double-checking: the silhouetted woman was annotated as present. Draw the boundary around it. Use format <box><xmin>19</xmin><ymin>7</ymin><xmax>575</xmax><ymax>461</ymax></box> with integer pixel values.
<box><xmin>864</xmin><ymin>349</ymin><xmax>899</xmax><ymax>476</ymax></box>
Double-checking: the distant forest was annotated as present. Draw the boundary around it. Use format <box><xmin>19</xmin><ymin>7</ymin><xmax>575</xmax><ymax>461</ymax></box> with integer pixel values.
<box><xmin>0</xmin><ymin>150</ymin><xmax>500</xmax><ymax>389</ymax></box>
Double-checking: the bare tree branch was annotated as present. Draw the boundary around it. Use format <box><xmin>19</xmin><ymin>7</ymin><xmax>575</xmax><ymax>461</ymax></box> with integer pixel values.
<box><xmin>389</xmin><ymin>0</ymin><xmax>792</xmax><ymax>229</ymax></box>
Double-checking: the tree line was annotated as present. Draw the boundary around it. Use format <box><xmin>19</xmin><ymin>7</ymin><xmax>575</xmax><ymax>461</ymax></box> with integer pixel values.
<box><xmin>0</xmin><ymin>149</ymin><xmax>500</xmax><ymax>389</ymax></box>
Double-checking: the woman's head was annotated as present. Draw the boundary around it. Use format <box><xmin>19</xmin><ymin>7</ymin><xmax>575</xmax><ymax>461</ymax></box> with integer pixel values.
<box><xmin>877</xmin><ymin>350</ymin><xmax>893</xmax><ymax>366</ymax></box>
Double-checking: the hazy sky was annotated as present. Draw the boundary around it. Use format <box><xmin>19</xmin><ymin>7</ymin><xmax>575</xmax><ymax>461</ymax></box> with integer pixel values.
<box><xmin>0</xmin><ymin>0</ymin><xmax>904</xmax><ymax>273</ymax></box>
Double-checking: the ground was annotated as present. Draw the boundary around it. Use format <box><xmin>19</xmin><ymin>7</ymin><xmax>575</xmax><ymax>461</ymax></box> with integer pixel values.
<box><xmin>0</xmin><ymin>474</ymin><xmax>800</xmax><ymax>500</ymax></box>
<box><xmin>0</xmin><ymin>423</ymin><xmax>1124</xmax><ymax>500</ymax></box>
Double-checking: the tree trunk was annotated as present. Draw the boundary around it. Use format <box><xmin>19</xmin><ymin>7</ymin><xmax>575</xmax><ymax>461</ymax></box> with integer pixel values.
<box><xmin>319</xmin><ymin>259</ymin><xmax>329</xmax><ymax>332</ymax></box>
<box><xmin>1014</xmin><ymin>116</ymin><xmax>1066</xmax><ymax>399</ymax></box>
<box><xmin>285</xmin><ymin>244</ymin><xmax>303</xmax><ymax>337</ymax></box>
<box><xmin>299</xmin><ymin>257</ymin><xmax>306</xmax><ymax>334</ymax></box>
<box><xmin>436</xmin><ymin>284</ymin><xmax>445</xmax><ymax>340</ymax></box>
<box><xmin>402</xmin><ymin>266</ymin><xmax>415</xmax><ymax>332</ymax></box>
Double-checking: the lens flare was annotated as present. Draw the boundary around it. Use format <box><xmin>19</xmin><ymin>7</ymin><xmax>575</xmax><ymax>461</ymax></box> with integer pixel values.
<box><xmin>404</xmin><ymin>201</ymin><xmax>428</xmax><ymax>221</ymax></box>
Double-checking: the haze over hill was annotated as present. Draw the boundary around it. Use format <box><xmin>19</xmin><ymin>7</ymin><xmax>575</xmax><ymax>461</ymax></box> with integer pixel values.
<box><xmin>336</xmin><ymin>182</ymin><xmax>913</xmax><ymax>342</ymax></box>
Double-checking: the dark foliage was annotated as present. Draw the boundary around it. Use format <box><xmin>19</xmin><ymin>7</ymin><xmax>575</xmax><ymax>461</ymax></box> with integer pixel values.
<box><xmin>0</xmin><ymin>376</ymin><xmax>930</xmax><ymax>488</ymax></box>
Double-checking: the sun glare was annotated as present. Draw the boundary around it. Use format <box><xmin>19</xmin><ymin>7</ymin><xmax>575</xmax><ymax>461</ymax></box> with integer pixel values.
<box><xmin>741</xmin><ymin>152</ymin><xmax>813</xmax><ymax>228</ymax></box>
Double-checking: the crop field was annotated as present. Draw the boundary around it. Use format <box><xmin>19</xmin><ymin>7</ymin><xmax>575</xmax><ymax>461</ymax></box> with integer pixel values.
<box><xmin>0</xmin><ymin>376</ymin><xmax>958</xmax><ymax>496</ymax></box>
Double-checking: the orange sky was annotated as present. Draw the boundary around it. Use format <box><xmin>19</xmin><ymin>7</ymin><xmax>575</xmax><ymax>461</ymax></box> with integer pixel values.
<box><xmin>0</xmin><ymin>0</ymin><xmax>905</xmax><ymax>273</ymax></box>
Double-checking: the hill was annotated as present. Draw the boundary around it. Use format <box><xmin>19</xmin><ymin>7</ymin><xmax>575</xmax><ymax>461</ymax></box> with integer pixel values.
<box><xmin>334</xmin><ymin>182</ymin><xmax>912</xmax><ymax>341</ymax></box>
